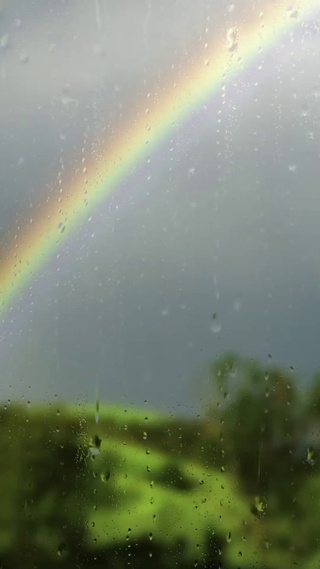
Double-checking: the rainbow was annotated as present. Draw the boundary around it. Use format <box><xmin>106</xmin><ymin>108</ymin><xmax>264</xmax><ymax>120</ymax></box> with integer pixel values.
<box><xmin>0</xmin><ymin>1</ymin><xmax>318</xmax><ymax>316</ymax></box>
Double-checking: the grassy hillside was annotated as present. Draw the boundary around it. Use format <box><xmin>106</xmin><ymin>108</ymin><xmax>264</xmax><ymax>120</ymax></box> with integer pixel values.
<box><xmin>0</xmin><ymin>385</ymin><xmax>320</xmax><ymax>569</ymax></box>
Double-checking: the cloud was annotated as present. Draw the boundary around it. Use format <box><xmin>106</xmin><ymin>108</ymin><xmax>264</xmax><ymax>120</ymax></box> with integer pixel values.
<box><xmin>1</xmin><ymin>0</ymin><xmax>317</xmax><ymax>110</ymax></box>
<box><xmin>1</xmin><ymin>0</ymin><xmax>320</xmax><ymax>409</ymax></box>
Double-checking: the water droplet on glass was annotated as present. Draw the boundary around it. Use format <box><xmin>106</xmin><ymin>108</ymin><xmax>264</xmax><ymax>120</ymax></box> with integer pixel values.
<box><xmin>306</xmin><ymin>447</ymin><xmax>315</xmax><ymax>466</ymax></box>
<box><xmin>161</xmin><ymin>307</ymin><xmax>169</xmax><ymax>316</ymax></box>
<box><xmin>0</xmin><ymin>34</ymin><xmax>9</xmax><ymax>49</ymax></box>
<box><xmin>57</xmin><ymin>542</ymin><xmax>67</xmax><ymax>557</ymax></box>
<box><xmin>100</xmin><ymin>471</ymin><xmax>111</xmax><ymax>483</ymax></box>
<box><xmin>95</xmin><ymin>397</ymin><xmax>99</xmax><ymax>425</ymax></box>
<box><xmin>19</xmin><ymin>52</ymin><xmax>29</xmax><ymax>64</ymax></box>
<box><xmin>287</xmin><ymin>5</ymin><xmax>298</xmax><ymax>18</ymax></box>
<box><xmin>211</xmin><ymin>322</ymin><xmax>222</xmax><ymax>333</ymax></box>
<box><xmin>226</xmin><ymin>27</ymin><xmax>238</xmax><ymax>52</ymax></box>
<box><xmin>61</xmin><ymin>94</ymin><xmax>77</xmax><ymax>106</ymax></box>
<box><xmin>288</xmin><ymin>163</ymin><xmax>297</xmax><ymax>172</ymax></box>
<box><xmin>89</xmin><ymin>435</ymin><xmax>102</xmax><ymax>457</ymax></box>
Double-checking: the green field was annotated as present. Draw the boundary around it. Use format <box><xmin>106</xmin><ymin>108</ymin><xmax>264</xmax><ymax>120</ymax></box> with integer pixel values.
<box><xmin>1</xmin><ymin>354</ymin><xmax>320</xmax><ymax>568</ymax></box>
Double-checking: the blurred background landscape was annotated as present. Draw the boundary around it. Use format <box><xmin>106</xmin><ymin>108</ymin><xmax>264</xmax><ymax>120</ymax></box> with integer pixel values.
<box><xmin>2</xmin><ymin>353</ymin><xmax>320</xmax><ymax>568</ymax></box>
<box><xmin>0</xmin><ymin>0</ymin><xmax>320</xmax><ymax>567</ymax></box>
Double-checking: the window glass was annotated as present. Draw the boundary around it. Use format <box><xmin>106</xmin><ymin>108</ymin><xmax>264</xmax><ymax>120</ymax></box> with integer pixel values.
<box><xmin>0</xmin><ymin>1</ymin><xmax>319</xmax><ymax>568</ymax></box>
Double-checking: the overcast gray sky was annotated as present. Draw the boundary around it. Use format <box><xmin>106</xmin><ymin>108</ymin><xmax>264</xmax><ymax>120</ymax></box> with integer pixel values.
<box><xmin>0</xmin><ymin>0</ymin><xmax>320</xmax><ymax>414</ymax></box>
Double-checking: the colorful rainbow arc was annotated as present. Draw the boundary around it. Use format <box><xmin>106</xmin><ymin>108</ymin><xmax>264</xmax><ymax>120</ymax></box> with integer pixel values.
<box><xmin>0</xmin><ymin>1</ymin><xmax>318</xmax><ymax>316</ymax></box>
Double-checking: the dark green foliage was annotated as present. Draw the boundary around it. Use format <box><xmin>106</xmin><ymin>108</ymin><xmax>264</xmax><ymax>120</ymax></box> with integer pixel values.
<box><xmin>1</xmin><ymin>354</ymin><xmax>320</xmax><ymax>568</ymax></box>
<box><xmin>0</xmin><ymin>403</ymin><xmax>91</xmax><ymax>569</ymax></box>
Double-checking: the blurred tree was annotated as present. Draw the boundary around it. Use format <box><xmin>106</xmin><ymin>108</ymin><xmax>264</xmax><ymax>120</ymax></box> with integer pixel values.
<box><xmin>0</xmin><ymin>405</ymin><xmax>90</xmax><ymax>569</ymax></box>
<box><xmin>205</xmin><ymin>352</ymin><xmax>300</xmax><ymax>502</ymax></box>
<box><xmin>305</xmin><ymin>371</ymin><xmax>320</xmax><ymax>432</ymax></box>
<box><xmin>306</xmin><ymin>372</ymin><xmax>320</xmax><ymax>414</ymax></box>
